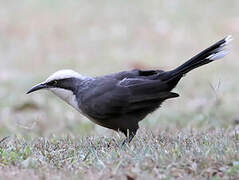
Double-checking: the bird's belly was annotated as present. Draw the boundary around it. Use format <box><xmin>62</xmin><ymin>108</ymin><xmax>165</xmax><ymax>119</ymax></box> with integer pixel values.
<box><xmin>78</xmin><ymin>110</ymin><xmax>142</xmax><ymax>132</ymax></box>
<box><xmin>77</xmin><ymin>110</ymin><xmax>114</xmax><ymax>129</ymax></box>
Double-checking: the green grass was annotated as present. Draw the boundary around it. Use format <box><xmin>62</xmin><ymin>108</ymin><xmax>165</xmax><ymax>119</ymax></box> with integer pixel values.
<box><xmin>0</xmin><ymin>128</ymin><xmax>239</xmax><ymax>179</ymax></box>
<box><xmin>0</xmin><ymin>0</ymin><xmax>239</xmax><ymax>179</ymax></box>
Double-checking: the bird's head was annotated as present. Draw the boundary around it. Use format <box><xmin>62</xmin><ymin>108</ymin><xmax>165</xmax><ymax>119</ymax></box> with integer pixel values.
<box><xmin>27</xmin><ymin>69</ymin><xmax>88</xmax><ymax>110</ymax></box>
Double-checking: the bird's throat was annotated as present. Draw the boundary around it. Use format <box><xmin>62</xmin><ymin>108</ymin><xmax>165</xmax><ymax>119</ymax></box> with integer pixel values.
<box><xmin>50</xmin><ymin>88</ymin><xmax>80</xmax><ymax>111</ymax></box>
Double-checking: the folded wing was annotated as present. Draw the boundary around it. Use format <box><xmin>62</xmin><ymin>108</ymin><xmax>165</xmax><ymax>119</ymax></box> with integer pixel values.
<box><xmin>81</xmin><ymin>71</ymin><xmax>179</xmax><ymax>119</ymax></box>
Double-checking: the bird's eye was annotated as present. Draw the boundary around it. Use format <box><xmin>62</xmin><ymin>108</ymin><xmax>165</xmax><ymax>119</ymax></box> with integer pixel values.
<box><xmin>53</xmin><ymin>80</ymin><xmax>57</xmax><ymax>85</ymax></box>
<box><xmin>48</xmin><ymin>80</ymin><xmax>58</xmax><ymax>86</ymax></box>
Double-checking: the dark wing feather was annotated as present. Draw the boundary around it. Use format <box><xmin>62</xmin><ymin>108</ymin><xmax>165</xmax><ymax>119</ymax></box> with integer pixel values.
<box><xmin>118</xmin><ymin>78</ymin><xmax>179</xmax><ymax>103</ymax></box>
<box><xmin>81</xmin><ymin>72</ymin><xmax>179</xmax><ymax>119</ymax></box>
<box><xmin>80</xmin><ymin>78</ymin><xmax>130</xmax><ymax>119</ymax></box>
<box><xmin>105</xmin><ymin>69</ymin><xmax>164</xmax><ymax>80</ymax></box>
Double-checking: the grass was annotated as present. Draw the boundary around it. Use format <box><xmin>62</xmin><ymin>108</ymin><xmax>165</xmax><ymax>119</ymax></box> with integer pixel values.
<box><xmin>0</xmin><ymin>128</ymin><xmax>239</xmax><ymax>179</ymax></box>
<box><xmin>0</xmin><ymin>0</ymin><xmax>239</xmax><ymax>179</ymax></box>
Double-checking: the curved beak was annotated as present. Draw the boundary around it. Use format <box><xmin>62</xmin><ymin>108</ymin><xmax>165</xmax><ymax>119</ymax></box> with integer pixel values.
<box><xmin>26</xmin><ymin>83</ymin><xmax>47</xmax><ymax>94</ymax></box>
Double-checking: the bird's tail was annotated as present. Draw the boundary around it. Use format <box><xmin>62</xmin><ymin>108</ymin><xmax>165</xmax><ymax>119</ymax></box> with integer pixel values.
<box><xmin>160</xmin><ymin>35</ymin><xmax>232</xmax><ymax>83</ymax></box>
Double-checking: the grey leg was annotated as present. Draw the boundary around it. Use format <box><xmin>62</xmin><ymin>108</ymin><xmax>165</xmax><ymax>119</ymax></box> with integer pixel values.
<box><xmin>121</xmin><ymin>129</ymin><xmax>136</xmax><ymax>146</ymax></box>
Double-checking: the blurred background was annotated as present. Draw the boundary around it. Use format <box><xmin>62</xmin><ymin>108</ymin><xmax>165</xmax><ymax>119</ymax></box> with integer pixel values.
<box><xmin>0</xmin><ymin>0</ymin><xmax>238</xmax><ymax>138</ymax></box>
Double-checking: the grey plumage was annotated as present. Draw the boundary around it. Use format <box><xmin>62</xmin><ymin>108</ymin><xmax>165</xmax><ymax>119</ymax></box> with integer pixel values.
<box><xmin>27</xmin><ymin>36</ymin><xmax>232</xmax><ymax>144</ymax></box>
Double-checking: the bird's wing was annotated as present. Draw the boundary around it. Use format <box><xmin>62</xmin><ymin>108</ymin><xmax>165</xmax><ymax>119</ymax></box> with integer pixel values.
<box><xmin>118</xmin><ymin>78</ymin><xmax>179</xmax><ymax>103</ymax></box>
<box><xmin>80</xmin><ymin>79</ymin><xmax>130</xmax><ymax>119</ymax></box>
<box><xmin>104</xmin><ymin>69</ymin><xmax>164</xmax><ymax>80</ymax></box>
<box><xmin>81</xmin><ymin>76</ymin><xmax>178</xmax><ymax>119</ymax></box>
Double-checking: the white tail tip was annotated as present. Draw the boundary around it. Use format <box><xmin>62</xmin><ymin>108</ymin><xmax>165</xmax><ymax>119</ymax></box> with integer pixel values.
<box><xmin>225</xmin><ymin>35</ymin><xmax>233</xmax><ymax>44</ymax></box>
<box><xmin>208</xmin><ymin>35</ymin><xmax>232</xmax><ymax>61</ymax></box>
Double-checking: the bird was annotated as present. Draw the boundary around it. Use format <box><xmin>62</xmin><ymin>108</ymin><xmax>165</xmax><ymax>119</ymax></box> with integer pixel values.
<box><xmin>27</xmin><ymin>36</ymin><xmax>232</xmax><ymax>144</ymax></box>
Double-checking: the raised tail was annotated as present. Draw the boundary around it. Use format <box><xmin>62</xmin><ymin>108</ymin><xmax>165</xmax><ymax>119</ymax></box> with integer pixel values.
<box><xmin>160</xmin><ymin>35</ymin><xmax>232</xmax><ymax>82</ymax></box>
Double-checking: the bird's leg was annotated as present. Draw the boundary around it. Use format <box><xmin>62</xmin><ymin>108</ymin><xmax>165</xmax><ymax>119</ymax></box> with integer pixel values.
<box><xmin>121</xmin><ymin>129</ymin><xmax>136</xmax><ymax>146</ymax></box>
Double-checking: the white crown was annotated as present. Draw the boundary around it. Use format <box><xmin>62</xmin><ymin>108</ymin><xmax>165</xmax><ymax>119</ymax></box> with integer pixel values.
<box><xmin>45</xmin><ymin>69</ymin><xmax>85</xmax><ymax>82</ymax></box>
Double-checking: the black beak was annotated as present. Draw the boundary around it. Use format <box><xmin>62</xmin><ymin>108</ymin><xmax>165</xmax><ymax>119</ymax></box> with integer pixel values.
<box><xmin>26</xmin><ymin>83</ymin><xmax>47</xmax><ymax>94</ymax></box>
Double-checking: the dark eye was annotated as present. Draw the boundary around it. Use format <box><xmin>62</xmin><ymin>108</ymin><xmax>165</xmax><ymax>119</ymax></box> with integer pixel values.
<box><xmin>53</xmin><ymin>80</ymin><xmax>57</xmax><ymax>85</ymax></box>
<box><xmin>48</xmin><ymin>80</ymin><xmax>58</xmax><ymax>86</ymax></box>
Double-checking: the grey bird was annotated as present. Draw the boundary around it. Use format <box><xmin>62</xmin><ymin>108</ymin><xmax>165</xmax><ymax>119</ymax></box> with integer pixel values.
<box><xmin>27</xmin><ymin>36</ymin><xmax>232</xmax><ymax>144</ymax></box>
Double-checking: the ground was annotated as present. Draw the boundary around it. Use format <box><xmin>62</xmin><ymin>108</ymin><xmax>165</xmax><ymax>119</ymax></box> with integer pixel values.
<box><xmin>0</xmin><ymin>0</ymin><xmax>239</xmax><ymax>179</ymax></box>
<box><xmin>0</xmin><ymin>128</ymin><xmax>239</xmax><ymax>179</ymax></box>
